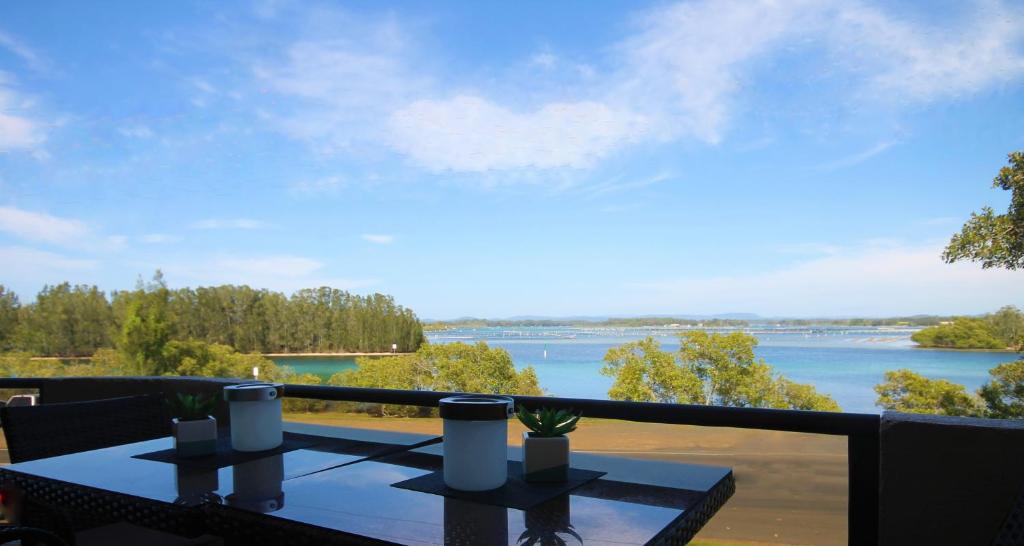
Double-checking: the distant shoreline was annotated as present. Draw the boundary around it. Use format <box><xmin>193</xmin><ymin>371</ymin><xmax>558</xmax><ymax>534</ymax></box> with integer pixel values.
<box><xmin>911</xmin><ymin>345</ymin><xmax>1019</xmax><ymax>353</ymax></box>
<box><xmin>28</xmin><ymin>353</ymin><xmax>410</xmax><ymax>361</ymax></box>
<box><xmin>263</xmin><ymin>352</ymin><xmax>411</xmax><ymax>357</ymax></box>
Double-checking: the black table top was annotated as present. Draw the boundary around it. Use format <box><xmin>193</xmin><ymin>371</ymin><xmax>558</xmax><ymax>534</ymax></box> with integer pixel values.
<box><xmin>2</xmin><ymin>422</ymin><xmax>734</xmax><ymax>545</ymax></box>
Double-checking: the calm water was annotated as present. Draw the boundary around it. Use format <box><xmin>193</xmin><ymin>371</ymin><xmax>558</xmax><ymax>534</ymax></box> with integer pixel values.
<box><xmin>272</xmin><ymin>327</ymin><xmax>1019</xmax><ymax>414</ymax></box>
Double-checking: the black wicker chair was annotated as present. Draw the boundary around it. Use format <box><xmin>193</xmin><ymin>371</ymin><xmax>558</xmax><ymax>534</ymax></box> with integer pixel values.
<box><xmin>0</xmin><ymin>526</ymin><xmax>70</xmax><ymax>546</ymax></box>
<box><xmin>1</xmin><ymin>394</ymin><xmax>171</xmax><ymax>463</ymax></box>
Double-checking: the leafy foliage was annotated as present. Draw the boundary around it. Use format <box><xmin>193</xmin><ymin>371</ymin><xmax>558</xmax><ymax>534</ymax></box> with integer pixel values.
<box><xmin>601</xmin><ymin>333</ymin><xmax>841</xmax><ymax>411</ymax></box>
<box><xmin>168</xmin><ymin>393</ymin><xmax>218</xmax><ymax>421</ymax></box>
<box><xmin>0</xmin><ymin>286</ymin><xmax>19</xmax><ymax>352</ymax></box>
<box><xmin>911</xmin><ymin>307</ymin><xmax>1024</xmax><ymax>350</ymax></box>
<box><xmin>329</xmin><ymin>342</ymin><xmax>544</xmax><ymax>417</ymax></box>
<box><xmin>910</xmin><ymin>318</ymin><xmax>1006</xmax><ymax>350</ymax></box>
<box><xmin>943</xmin><ymin>151</ymin><xmax>1024</xmax><ymax>270</ymax></box>
<box><xmin>516</xmin><ymin>407</ymin><xmax>580</xmax><ymax>437</ymax></box>
<box><xmin>979</xmin><ymin>360</ymin><xmax>1024</xmax><ymax>418</ymax></box>
<box><xmin>874</xmin><ymin>369</ymin><xmax>985</xmax><ymax>417</ymax></box>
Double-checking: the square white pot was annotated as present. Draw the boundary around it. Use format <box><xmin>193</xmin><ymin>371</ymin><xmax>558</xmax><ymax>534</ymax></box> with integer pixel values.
<box><xmin>173</xmin><ymin>416</ymin><xmax>217</xmax><ymax>458</ymax></box>
<box><xmin>522</xmin><ymin>432</ymin><xmax>569</xmax><ymax>482</ymax></box>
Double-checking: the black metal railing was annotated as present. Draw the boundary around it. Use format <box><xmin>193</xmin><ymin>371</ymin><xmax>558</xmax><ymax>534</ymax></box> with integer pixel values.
<box><xmin>0</xmin><ymin>376</ymin><xmax>880</xmax><ymax>546</ymax></box>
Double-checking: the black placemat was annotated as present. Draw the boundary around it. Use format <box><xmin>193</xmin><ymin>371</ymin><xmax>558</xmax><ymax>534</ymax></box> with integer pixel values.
<box><xmin>133</xmin><ymin>432</ymin><xmax>318</xmax><ymax>470</ymax></box>
<box><xmin>391</xmin><ymin>461</ymin><xmax>605</xmax><ymax>510</ymax></box>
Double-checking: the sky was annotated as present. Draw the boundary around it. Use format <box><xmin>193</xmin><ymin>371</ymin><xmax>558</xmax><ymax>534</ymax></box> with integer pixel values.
<box><xmin>1</xmin><ymin>0</ymin><xmax>1024</xmax><ymax>319</ymax></box>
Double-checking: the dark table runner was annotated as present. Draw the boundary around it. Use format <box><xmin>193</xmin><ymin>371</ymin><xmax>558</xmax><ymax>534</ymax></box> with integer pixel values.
<box><xmin>132</xmin><ymin>432</ymin><xmax>320</xmax><ymax>470</ymax></box>
<box><xmin>391</xmin><ymin>461</ymin><xmax>605</xmax><ymax>510</ymax></box>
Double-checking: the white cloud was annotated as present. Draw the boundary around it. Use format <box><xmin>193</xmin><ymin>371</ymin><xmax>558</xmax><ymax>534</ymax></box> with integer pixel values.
<box><xmin>117</xmin><ymin>125</ymin><xmax>154</xmax><ymax>139</ymax></box>
<box><xmin>247</xmin><ymin>1</ymin><xmax>1024</xmax><ymax>174</ymax></box>
<box><xmin>253</xmin><ymin>30</ymin><xmax>428</xmax><ymax>153</ymax></box>
<box><xmin>834</xmin><ymin>1</ymin><xmax>1024</xmax><ymax>102</ymax></box>
<box><xmin>0</xmin><ymin>246</ymin><xmax>98</xmax><ymax>288</ymax></box>
<box><xmin>529</xmin><ymin>52</ymin><xmax>557</xmax><ymax>69</ymax></box>
<box><xmin>0</xmin><ymin>31</ymin><xmax>49</xmax><ymax>73</ymax></box>
<box><xmin>613</xmin><ymin>0</ymin><xmax>816</xmax><ymax>144</ymax></box>
<box><xmin>190</xmin><ymin>218</ymin><xmax>267</xmax><ymax>230</ymax></box>
<box><xmin>361</xmin><ymin>234</ymin><xmax>394</xmax><ymax>245</ymax></box>
<box><xmin>627</xmin><ymin>242</ymin><xmax>1024</xmax><ymax>316</ymax></box>
<box><xmin>0</xmin><ymin>81</ymin><xmax>45</xmax><ymax>152</ymax></box>
<box><xmin>140</xmin><ymin>233</ymin><xmax>182</xmax><ymax>244</ymax></box>
<box><xmin>289</xmin><ymin>176</ymin><xmax>345</xmax><ymax>196</ymax></box>
<box><xmin>388</xmin><ymin>96</ymin><xmax>647</xmax><ymax>171</ymax></box>
<box><xmin>817</xmin><ymin>140</ymin><xmax>898</xmax><ymax>171</ymax></box>
<box><xmin>0</xmin><ymin>206</ymin><xmax>89</xmax><ymax>245</ymax></box>
<box><xmin>158</xmin><ymin>254</ymin><xmax>378</xmax><ymax>293</ymax></box>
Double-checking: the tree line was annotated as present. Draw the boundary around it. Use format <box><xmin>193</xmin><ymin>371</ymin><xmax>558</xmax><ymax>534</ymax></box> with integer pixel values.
<box><xmin>0</xmin><ymin>272</ymin><xmax>424</xmax><ymax>356</ymax></box>
<box><xmin>910</xmin><ymin>306</ymin><xmax>1024</xmax><ymax>350</ymax></box>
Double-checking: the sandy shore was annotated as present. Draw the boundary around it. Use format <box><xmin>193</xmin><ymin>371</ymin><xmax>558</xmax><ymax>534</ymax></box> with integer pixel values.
<box><xmin>263</xmin><ymin>352</ymin><xmax>412</xmax><ymax>357</ymax></box>
<box><xmin>284</xmin><ymin>412</ymin><xmax>847</xmax><ymax>546</ymax></box>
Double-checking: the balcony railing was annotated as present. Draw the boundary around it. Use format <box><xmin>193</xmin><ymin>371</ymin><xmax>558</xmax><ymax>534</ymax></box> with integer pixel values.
<box><xmin>0</xmin><ymin>376</ymin><xmax>880</xmax><ymax>546</ymax></box>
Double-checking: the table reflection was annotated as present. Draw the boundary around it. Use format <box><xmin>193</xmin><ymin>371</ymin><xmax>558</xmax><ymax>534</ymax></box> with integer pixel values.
<box><xmin>227</xmin><ymin>454</ymin><xmax>285</xmax><ymax>513</ymax></box>
<box><xmin>519</xmin><ymin>495</ymin><xmax>582</xmax><ymax>546</ymax></box>
<box><xmin>174</xmin><ymin>466</ymin><xmax>219</xmax><ymax>505</ymax></box>
<box><xmin>444</xmin><ymin>496</ymin><xmax>508</xmax><ymax>545</ymax></box>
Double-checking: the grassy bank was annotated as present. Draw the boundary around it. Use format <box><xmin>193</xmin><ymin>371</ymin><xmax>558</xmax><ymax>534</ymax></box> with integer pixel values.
<box><xmin>284</xmin><ymin>411</ymin><xmax>847</xmax><ymax>546</ymax></box>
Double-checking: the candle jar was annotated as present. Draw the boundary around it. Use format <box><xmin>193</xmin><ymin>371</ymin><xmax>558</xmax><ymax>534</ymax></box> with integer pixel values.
<box><xmin>224</xmin><ymin>383</ymin><xmax>284</xmax><ymax>452</ymax></box>
<box><xmin>440</xmin><ymin>395</ymin><xmax>514</xmax><ymax>491</ymax></box>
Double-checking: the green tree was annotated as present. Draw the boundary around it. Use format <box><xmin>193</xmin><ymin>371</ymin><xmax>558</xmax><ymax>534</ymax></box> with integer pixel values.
<box><xmin>778</xmin><ymin>378</ymin><xmax>842</xmax><ymax>412</ymax></box>
<box><xmin>601</xmin><ymin>337</ymin><xmax>702</xmax><ymax>403</ymax></box>
<box><xmin>14</xmin><ymin>283</ymin><xmax>113</xmax><ymax>356</ymax></box>
<box><xmin>117</xmin><ymin>272</ymin><xmax>176</xmax><ymax>374</ymax></box>
<box><xmin>979</xmin><ymin>360</ymin><xmax>1024</xmax><ymax>418</ymax></box>
<box><xmin>329</xmin><ymin>342</ymin><xmax>543</xmax><ymax>416</ymax></box>
<box><xmin>874</xmin><ymin>369</ymin><xmax>984</xmax><ymax>417</ymax></box>
<box><xmin>910</xmin><ymin>317</ymin><xmax>1005</xmax><ymax>349</ymax></box>
<box><xmin>987</xmin><ymin>306</ymin><xmax>1024</xmax><ymax>350</ymax></box>
<box><xmin>0</xmin><ymin>286</ymin><xmax>19</xmax><ymax>351</ymax></box>
<box><xmin>943</xmin><ymin>151</ymin><xmax>1024</xmax><ymax>269</ymax></box>
<box><xmin>601</xmin><ymin>332</ymin><xmax>840</xmax><ymax>411</ymax></box>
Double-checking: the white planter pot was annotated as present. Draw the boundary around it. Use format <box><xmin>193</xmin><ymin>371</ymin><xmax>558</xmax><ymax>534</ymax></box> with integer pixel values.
<box><xmin>173</xmin><ymin>416</ymin><xmax>217</xmax><ymax>458</ymax></box>
<box><xmin>522</xmin><ymin>432</ymin><xmax>569</xmax><ymax>482</ymax></box>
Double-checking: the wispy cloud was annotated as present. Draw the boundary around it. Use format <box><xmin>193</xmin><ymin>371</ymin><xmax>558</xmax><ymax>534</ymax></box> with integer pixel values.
<box><xmin>361</xmin><ymin>234</ymin><xmax>394</xmax><ymax>245</ymax></box>
<box><xmin>0</xmin><ymin>30</ymin><xmax>50</xmax><ymax>73</ymax></box>
<box><xmin>157</xmin><ymin>254</ymin><xmax>378</xmax><ymax>293</ymax></box>
<box><xmin>581</xmin><ymin>172</ymin><xmax>672</xmax><ymax>199</ymax></box>
<box><xmin>0</xmin><ymin>206</ymin><xmax>89</xmax><ymax>246</ymax></box>
<box><xmin>627</xmin><ymin>241</ymin><xmax>1024</xmax><ymax>316</ymax></box>
<box><xmin>0</xmin><ymin>78</ymin><xmax>46</xmax><ymax>152</ymax></box>
<box><xmin>289</xmin><ymin>176</ymin><xmax>345</xmax><ymax>196</ymax></box>
<box><xmin>817</xmin><ymin>140</ymin><xmax>898</xmax><ymax>171</ymax></box>
<box><xmin>117</xmin><ymin>125</ymin><xmax>154</xmax><ymax>139</ymax></box>
<box><xmin>246</xmin><ymin>1</ymin><xmax>1024</xmax><ymax>176</ymax></box>
<box><xmin>139</xmin><ymin>233</ymin><xmax>182</xmax><ymax>244</ymax></box>
<box><xmin>189</xmin><ymin>218</ymin><xmax>267</xmax><ymax>230</ymax></box>
<box><xmin>0</xmin><ymin>246</ymin><xmax>98</xmax><ymax>290</ymax></box>
<box><xmin>388</xmin><ymin>96</ymin><xmax>646</xmax><ymax>172</ymax></box>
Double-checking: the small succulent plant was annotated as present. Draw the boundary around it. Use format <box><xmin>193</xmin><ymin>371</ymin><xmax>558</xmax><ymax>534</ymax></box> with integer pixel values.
<box><xmin>168</xmin><ymin>393</ymin><xmax>217</xmax><ymax>421</ymax></box>
<box><xmin>516</xmin><ymin>407</ymin><xmax>581</xmax><ymax>438</ymax></box>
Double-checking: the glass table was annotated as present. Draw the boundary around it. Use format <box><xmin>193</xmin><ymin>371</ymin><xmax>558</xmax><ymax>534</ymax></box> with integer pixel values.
<box><xmin>0</xmin><ymin>422</ymin><xmax>734</xmax><ymax>545</ymax></box>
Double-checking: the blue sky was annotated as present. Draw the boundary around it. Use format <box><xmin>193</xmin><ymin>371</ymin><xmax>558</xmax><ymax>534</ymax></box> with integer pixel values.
<box><xmin>1</xmin><ymin>0</ymin><xmax>1024</xmax><ymax>319</ymax></box>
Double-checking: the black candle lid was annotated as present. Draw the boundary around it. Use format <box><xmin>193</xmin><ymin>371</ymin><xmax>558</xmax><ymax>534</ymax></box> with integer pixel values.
<box><xmin>439</xmin><ymin>395</ymin><xmax>514</xmax><ymax>421</ymax></box>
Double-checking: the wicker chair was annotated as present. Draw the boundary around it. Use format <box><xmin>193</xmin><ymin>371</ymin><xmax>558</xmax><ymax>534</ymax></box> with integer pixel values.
<box><xmin>0</xmin><ymin>526</ymin><xmax>70</xmax><ymax>546</ymax></box>
<box><xmin>1</xmin><ymin>394</ymin><xmax>171</xmax><ymax>463</ymax></box>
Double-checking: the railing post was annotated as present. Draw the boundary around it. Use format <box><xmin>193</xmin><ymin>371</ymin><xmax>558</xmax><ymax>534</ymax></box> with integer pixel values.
<box><xmin>848</xmin><ymin>429</ymin><xmax>880</xmax><ymax>546</ymax></box>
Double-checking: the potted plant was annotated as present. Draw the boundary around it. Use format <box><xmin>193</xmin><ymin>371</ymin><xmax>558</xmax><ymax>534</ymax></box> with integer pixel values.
<box><xmin>169</xmin><ymin>393</ymin><xmax>218</xmax><ymax>458</ymax></box>
<box><xmin>516</xmin><ymin>407</ymin><xmax>580</xmax><ymax>482</ymax></box>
